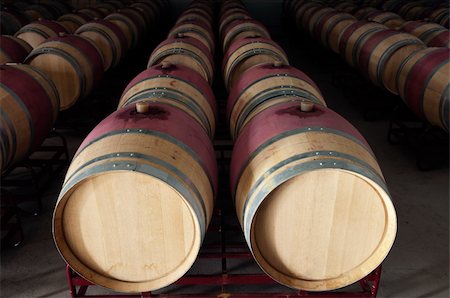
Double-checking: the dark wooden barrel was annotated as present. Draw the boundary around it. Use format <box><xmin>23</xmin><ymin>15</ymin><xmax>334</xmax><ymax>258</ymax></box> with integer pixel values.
<box><xmin>130</xmin><ymin>2</ymin><xmax>158</xmax><ymax>27</ymax></box>
<box><xmin>338</xmin><ymin>21</ymin><xmax>388</xmax><ymax>67</ymax></box>
<box><xmin>94</xmin><ymin>3</ymin><xmax>117</xmax><ymax>15</ymax></box>
<box><xmin>53</xmin><ymin>103</ymin><xmax>217</xmax><ymax>292</ymax></box>
<box><xmin>57</xmin><ymin>13</ymin><xmax>92</xmax><ymax>33</ymax></box>
<box><xmin>222</xmin><ymin>19</ymin><xmax>271</xmax><ymax>52</ymax></box>
<box><xmin>0</xmin><ymin>35</ymin><xmax>33</xmax><ymax>64</ymax></box>
<box><xmin>75</xmin><ymin>20</ymin><xmax>128</xmax><ymax>71</ymax></box>
<box><xmin>77</xmin><ymin>8</ymin><xmax>105</xmax><ymax>19</ymax></box>
<box><xmin>118</xmin><ymin>63</ymin><xmax>217</xmax><ymax>138</ymax></box>
<box><xmin>25</xmin><ymin>34</ymin><xmax>104</xmax><ymax>111</ymax></box>
<box><xmin>148</xmin><ymin>35</ymin><xmax>214</xmax><ymax>84</ymax></box>
<box><xmin>295</xmin><ymin>3</ymin><xmax>325</xmax><ymax>31</ymax></box>
<box><xmin>223</xmin><ymin>37</ymin><xmax>289</xmax><ymax>91</ymax></box>
<box><xmin>219</xmin><ymin>8</ymin><xmax>250</xmax><ymax>38</ymax></box>
<box><xmin>0</xmin><ymin>64</ymin><xmax>59</xmax><ymax>174</ymax></box>
<box><xmin>24</xmin><ymin>4</ymin><xmax>61</xmax><ymax>21</ymax></box>
<box><xmin>177</xmin><ymin>10</ymin><xmax>212</xmax><ymax>29</ymax></box>
<box><xmin>15</xmin><ymin>20</ymin><xmax>68</xmax><ymax>49</ymax></box>
<box><xmin>0</xmin><ymin>8</ymin><xmax>29</xmax><ymax>35</ymax></box>
<box><xmin>396</xmin><ymin>47</ymin><xmax>449</xmax><ymax>131</ymax></box>
<box><xmin>230</xmin><ymin>101</ymin><xmax>397</xmax><ymax>291</ymax></box>
<box><xmin>227</xmin><ymin>62</ymin><xmax>326</xmax><ymax>139</ymax></box>
<box><xmin>353</xmin><ymin>7</ymin><xmax>378</xmax><ymax>20</ymax></box>
<box><xmin>105</xmin><ymin>10</ymin><xmax>145</xmax><ymax>49</ymax></box>
<box><xmin>305</xmin><ymin>7</ymin><xmax>336</xmax><ymax>36</ymax></box>
<box><xmin>356</xmin><ymin>29</ymin><xmax>425</xmax><ymax>94</ymax></box>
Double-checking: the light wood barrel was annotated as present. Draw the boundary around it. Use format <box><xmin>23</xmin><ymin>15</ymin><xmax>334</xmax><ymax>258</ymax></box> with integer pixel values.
<box><xmin>338</xmin><ymin>21</ymin><xmax>388</xmax><ymax>67</ymax></box>
<box><xmin>400</xmin><ymin>21</ymin><xmax>450</xmax><ymax>48</ymax></box>
<box><xmin>105</xmin><ymin>10</ymin><xmax>145</xmax><ymax>49</ymax></box>
<box><xmin>57</xmin><ymin>13</ymin><xmax>92</xmax><ymax>33</ymax></box>
<box><xmin>77</xmin><ymin>8</ymin><xmax>105</xmax><ymax>19</ymax></box>
<box><xmin>25</xmin><ymin>34</ymin><xmax>104</xmax><ymax>111</ymax></box>
<box><xmin>0</xmin><ymin>64</ymin><xmax>59</xmax><ymax>174</ymax></box>
<box><xmin>396</xmin><ymin>47</ymin><xmax>449</xmax><ymax>131</ymax></box>
<box><xmin>222</xmin><ymin>19</ymin><xmax>271</xmax><ymax>52</ymax></box>
<box><xmin>366</xmin><ymin>11</ymin><xmax>405</xmax><ymax>29</ymax></box>
<box><xmin>223</xmin><ymin>37</ymin><xmax>289</xmax><ymax>91</ymax></box>
<box><xmin>15</xmin><ymin>20</ymin><xmax>68</xmax><ymax>49</ymax></box>
<box><xmin>227</xmin><ymin>62</ymin><xmax>326</xmax><ymax>139</ymax></box>
<box><xmin>230</xmin><ymin>101</ymin><xmax>397</xmax><ymax>291</ymax></box>
<box><xmin>0</xmin><ymin>9</ymin><xmax>29</xmax><ymax>35</ymax></box>
<box><xmin>168</xmin><ymin>20</ymin><xmax>215</xmax><ymax>54</ymax></box>
<box><xmin>148</xmin><ymin>36</ymin><xmax>214</xmax><ymax>84</ymax></box>
<box><xmin>118</xmin><ymin>64</ymin><xmax>217</xmax><ymax>138</ymax></box>
<box><xmin>53</xmin><ymin>103</ymin><xmax>217</xmax><ymax>292</ymax></box>
<box><xmin>0</xmin><ymin>35</ymin><xmax>33</xmax><ymax>64</ymax></box>
<box><xmin>356</xmin><ymin>30</ymin><xmax>425</xmax><ymax>94</ymax></box>
<box><xmin>75</xmin><ymin>19</ymin><xmax>128</xmax><ymax>71</ymax></box>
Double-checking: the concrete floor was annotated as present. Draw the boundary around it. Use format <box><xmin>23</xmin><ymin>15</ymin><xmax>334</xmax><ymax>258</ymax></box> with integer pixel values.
<box><xmin>1</xmin><ymin>18</ymin><xmax>449</xmax><ymax>298</ymax></box>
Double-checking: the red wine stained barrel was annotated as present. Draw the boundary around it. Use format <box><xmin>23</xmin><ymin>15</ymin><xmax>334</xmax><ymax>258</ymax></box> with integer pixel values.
<box><xmin>219</xmin><ymin>8</ymin><xmax>249</xmax><ymax>38</ymax></box>
<box><xmin>53</xmin><ymin>103</ymin><xmax>217</xmax><ymax>292</ymax></box>
<box><xmin>227</xmin><ymin>62</ymin><xmax>326</xmax><ymax>139</ymax></box>
<box><xmin>118</xmin><ymin>63</ymin><xmax>217</xmax><ymax>138</ymax></box>
<box><xmin>230</xmin><ymin>101</ymin><xmax>397</xmax><ymax>291</ymax></box>
<box><xmin>313</xmin><ymin>10</ymin><xmax>356</xmax><ymax>51</ymax></box>
<box><xmin>400</xmin><ymin>21</ymin><xmax>450</xmax><ymax>48</ymax></box>
<box><xmin>222</xmin><ymin>19</ymin><xmax>271</xmax><ymax>52</ymax></box>
<box><xmin>338</xmin><ymin>21</ymin><xmax>388</xmax><ymax>67</ymax></box>
<box><xmin>396</xmin><ymin>47</ymin><xmax>449</xmax><ymax>131</ymax></box>
<box><xmin>0</xmin><ymin>36</ymin><xmax>33</xmax><ymax>64</ymax></box>
<box><xmin>0</xmin><ymin>64</ymin><xmax>59</xmax><ymax>174</ymax></box>
<box><xmin>223</xmin><ymin>37</ymin><xmax>289</xmax><ymax>91</ymax></box>
<box><xmin>25</xmin><ymin>34</ymin><xmax>104</xmax><ymax>110</ymax></box>
<box><xmin>57</xmin><ymin>13</ymin><xmax>92</xmax><ymax>33</ymax></box>
<box><xmin>148</xmin><ymin>35</ymin><xmax>214</xmax><ymax>84</ymax></box>
<box><xmin>15</xmin><ymin>20</ymin><xmax>68</xmax><ymax>49</ymax></box>
<box><xmin>356</xmin><ymin>30</ymin><xmax>425</xmax><ymax>94</ymax></box>
<box><xmin>306</xmin><ymin>7</ymin><xmax>336</xmax><ymax>37</ymax></box>
<box><xmin>75</xmin><ymin>20</ymin><xmax>128</xmax><ymax>71</ymax></box>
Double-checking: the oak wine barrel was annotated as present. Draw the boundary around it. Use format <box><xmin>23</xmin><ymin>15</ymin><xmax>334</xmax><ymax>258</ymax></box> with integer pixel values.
<box><xmin>53</xmin><ymin>103</ymin><xmax>217</xmax><ymax>292</ymax></box>
<box><xmin>168</xmin><ymin>20</ymin><xmax>215</xmax><ymax>54</ymax></box>
<box><xmin>0</xmin><ymin>35</ymin><xmax>33</xmax><ymax>64</ymax></box>
<box><xmin>223</xmin><ymin>37</ymin><xmax>289</xmax><ymax>91</ymax></box>
<box><xmin>0</xmin><ymin>64</ymin><xmax>59</xmax><ymax>174</ymax></box>
<box><xmin>396</xmin><ymin>47</ymin><xmax>449</xmax><ymax>131</ymax></box>
<box><xmin>118</xmin><ymin>63</ymin><xmax>217</xmax><ymax>138</ymax></box>
<box><xmin>227</xmin><ymin>62</ymin><xmax>326</xmax><ymax>139</ymax></box>
<box><xmin>75</xmin><ymin>19</ymin><xmax>128</xmax><ymax>71</ymax></box>
<box><xmin>57</xmin><ymin>13</ymin><xmax>92</xmax><ymax>33</ymax></box>
<box><xmin>105</xmin><ymin>11</ymin><xmax>144</xmax><ymax>50</ymax></box>
<box><xmin>15</xmin><ymin>20</ymin><xmax>68</xmax><ymax>49</ymax></box>
<box><xmin>222</xmin><ymin>19</ymin><xmax>271</xmax><ymax>52</ymax></box>
<box><xmin>356</xmin><ymin>30</ymin><xmax>425</xmax><ymax>94</ymax></box>
<box><xmin>400</xmin><ymin>21</ymin><xmax>450</xmax><ymax>48</ymax></box>
<box><xmin>77</xmin><ymin>8</ymin><xmax>105</xmax><ymax>19</ymax></box>
<box><xmin>230</xmin><ymin>101</ymin><xmax>397</xmax><ymax>291</ymax></box>
<box><xmin>25</xmin><ymin>34</ymin><xmax>104</xmax><ymax>110</ymax></box>
<box><xmin>366</xmin><ymin>11</ymin><xmax>405</xmax><ymax>29</ymax></box>
<box><xmin>24</xmin><ymin>4</ymin><xmax>61</xmax><ymax>21</ymax></box>
<box><xmin>0</xmin><ymin>8</ymin><xmax>29</xmax><ymax>35</ymax></box>
<box><xmin>312</xmin><ymin>10</ymin><xmax>356</xmax><ymax>51</ymax></box>
<box><xmin>148</xmin><ymin>35</ymin><xmax>215</xmax><ymax>84</ymax></box>
<box><xmin>338</xmin><ymin>21</ymin><xmax>388</xmax><ymax>67</ymax></box>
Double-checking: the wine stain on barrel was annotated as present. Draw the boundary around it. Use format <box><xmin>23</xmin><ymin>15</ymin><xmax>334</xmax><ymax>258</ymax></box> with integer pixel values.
<box><xmin>276</xmin><ymin>105</ymin><xmax>324</xmax><ymax>118</ymax></box>
<box><xmin>118</xmin><ymin>106</ymin><xmax>170</xmax><ymax>121</ymax></box>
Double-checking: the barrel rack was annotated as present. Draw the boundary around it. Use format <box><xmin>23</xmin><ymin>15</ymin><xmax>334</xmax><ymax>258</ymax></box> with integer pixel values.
<box><xmin>1</xmin><ymin>130</ymin><xmax>69</xmax><ymax>247</ymax></box>
<box><xmin>64</xmin><ymin>139</ymin><xmax>382</xmax><ymax>298</ymax></box>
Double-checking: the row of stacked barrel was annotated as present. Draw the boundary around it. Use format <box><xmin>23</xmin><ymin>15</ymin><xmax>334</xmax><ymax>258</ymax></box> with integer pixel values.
<box><xmin>290</xmin><ymin>0</ymin><xmax>449</xmax><ymax>26</ymax></box>
<box><xmin>221</xmin><ymin>0</ymin><xmax>397</xmax><ymax>292</ymax></box>
<box><xmin>0</xmin><ymin>0</ymin><xmax>164</xmax><ymax>175</ymax></box>
<box><xmin>285</xmin><ymin>0</ymin><xmax>449</xmax><ymax>132</ymax></box>
<box><xmin>52</xmin><ymin>0</ymin><xmax>219</xmax><ymax>293</ymax></box>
